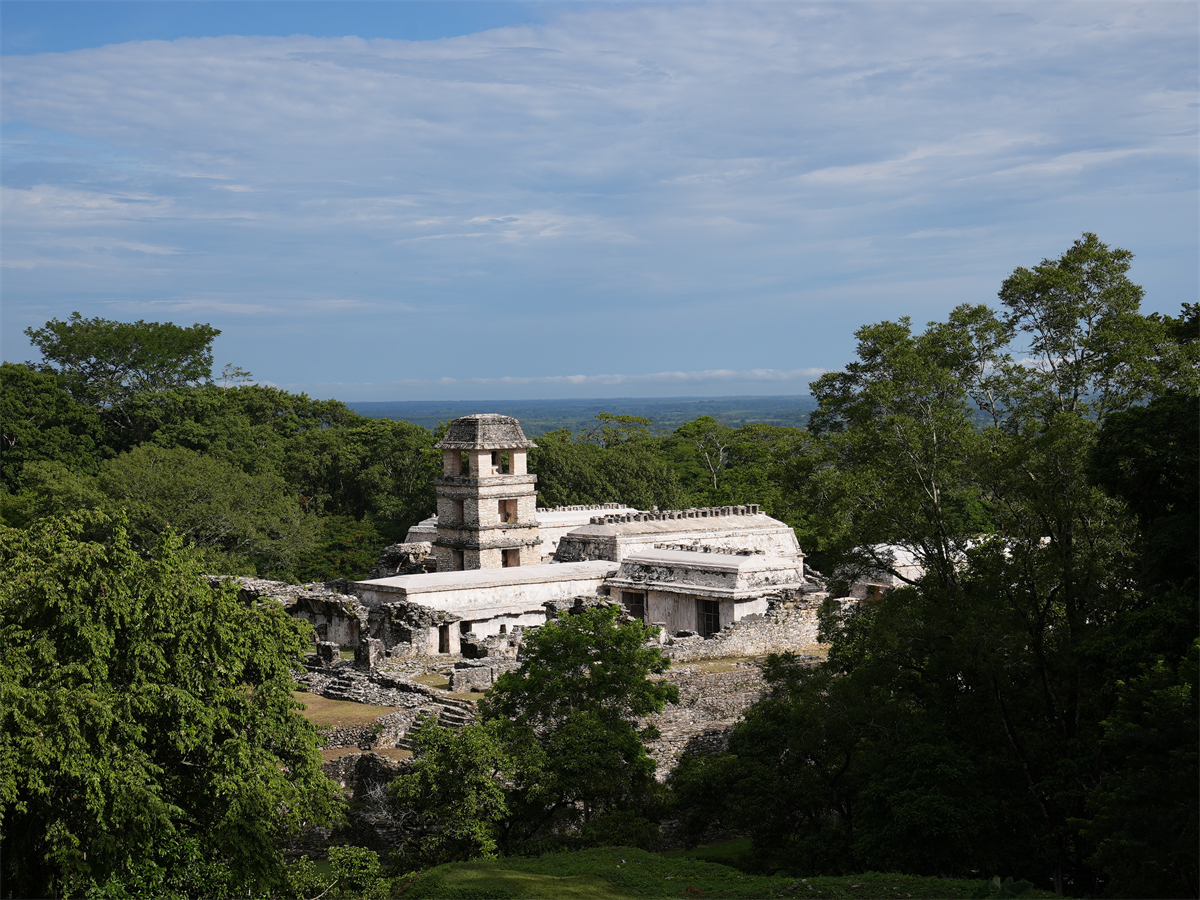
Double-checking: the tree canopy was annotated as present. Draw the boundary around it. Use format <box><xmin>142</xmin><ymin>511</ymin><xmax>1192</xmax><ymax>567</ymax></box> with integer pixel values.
<box><xmin>670</xmin><ymin>234</ymin><xmax>1199</xmax><ymax>897</ymax></box>
<box><xmin>25</xmin><ymin>312</ymin><xmax>220</xmax><ymax>413</ymax></box>
<box><xmin>0</xmin><ymin>510</ymin><xmax>334</xmax><ymax>898</ymax></box>
<box><xmin>389</xmin><ymin>607</ymin><xmax>679</xmax><ymax>863</ymax></box>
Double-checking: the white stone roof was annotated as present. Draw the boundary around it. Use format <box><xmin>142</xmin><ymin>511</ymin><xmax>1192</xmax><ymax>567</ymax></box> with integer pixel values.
<box><xmin>607</xmin><ymin>549</ymin><xmax>804</xmax><ymax>600</ymax></box>
<box><xmin>536</xmin><ymin>505</ymin><xmax>640</xmax><ymax>528</ymax></box>
<box><xmin>356</xmin><ymin>560</ymin><xmax>618</xmax><ymax>597</ymax></box>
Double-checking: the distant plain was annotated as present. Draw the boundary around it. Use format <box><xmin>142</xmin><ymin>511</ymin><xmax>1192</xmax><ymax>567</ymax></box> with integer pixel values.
<box><xmin>348</xmin><ymin>396</ymin><xmax>819</xmax><ymax>436</ymax></box>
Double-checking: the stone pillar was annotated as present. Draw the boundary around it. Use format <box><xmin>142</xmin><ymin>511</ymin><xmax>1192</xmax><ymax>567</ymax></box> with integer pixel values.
<box><xmin>316</xmin><ymin>641</ymin><xmax>339</xmax><ymax>669</ymax></box>
<box><xmin>355</xmin><ymin>637</ymin><xmax>385</xmax><ymax>670</ymax></box>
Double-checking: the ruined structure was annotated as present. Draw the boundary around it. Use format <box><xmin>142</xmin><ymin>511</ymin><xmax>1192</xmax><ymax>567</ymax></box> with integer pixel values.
<box><xmin>605</xmin><ymin>548</ymin><xmax>805</xmax><ymax>636</ymax></box>
<box><xmin>270</xmin><ymin>413</ymin><xmax>824</xmax><ymax>665</ymax></box>
<box><xmin>553</xmin><ymin>504</ymin><xmax>801</xmax><ymax>564</ymax></box>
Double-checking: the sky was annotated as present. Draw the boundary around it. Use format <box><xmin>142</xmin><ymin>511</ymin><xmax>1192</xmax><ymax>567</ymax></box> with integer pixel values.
<box><xmin>2</xmin><ymin>1</ymin><xmax>1196</xmax><ymax>401</ymax></box>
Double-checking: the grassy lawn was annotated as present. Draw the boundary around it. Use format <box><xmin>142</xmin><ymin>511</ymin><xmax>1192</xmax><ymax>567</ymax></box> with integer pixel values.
<box><xmin>292</xmin><ymin>691</ymin><xmax>398</xmax><ymax>728</ymax></box>
<box><xmin>399</xmin><ymin>847</ymin><xmax>1055</xmax><ymax>900</ymax></box>
<box><xmin>659</xmin><ymin>838</ymin><xmax>754</xmax><ymax>869</ymax></box>
<box><xmin>412</xmin><ymin>673</ymin><xmax>451</xmax><ymax>690</ymax></box>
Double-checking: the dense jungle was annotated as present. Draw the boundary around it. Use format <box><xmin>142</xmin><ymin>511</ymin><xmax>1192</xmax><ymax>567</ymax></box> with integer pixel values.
<box><xmin>1</xmin><ymin>234</ymin><xmax>1196</xmax><ymax>899</ymax></box>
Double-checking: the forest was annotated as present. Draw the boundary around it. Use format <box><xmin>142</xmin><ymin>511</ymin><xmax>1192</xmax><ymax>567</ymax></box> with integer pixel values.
<box><xmin>1</xmin><ymin>234</ymin><xmax>1196</xmax><ymax>899</ymax></box>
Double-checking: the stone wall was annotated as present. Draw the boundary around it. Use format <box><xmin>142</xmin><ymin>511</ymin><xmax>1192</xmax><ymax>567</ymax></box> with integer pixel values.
<box><xmin>662</xmin><ymin>598</ymin><xmax>825</xmax><ymax>662</ymax></box>
<box><xmin>366</xmin><ymin>542</ymin><xmax>435</xmax><ymax>580</ymax></box>
<box><xmin>206</xmin><ymin>575</ymin><xmax>367</xmax><ymax>648</ymax></box>
<box><xmin>317</xmin><ymin>709</ymin><xmax>415</xmax><ymax>751</ymax></box>
<box><xmin>643</xmin><ymin>664</ymin><xmax>765</xmax><ymax>779</ymax></box>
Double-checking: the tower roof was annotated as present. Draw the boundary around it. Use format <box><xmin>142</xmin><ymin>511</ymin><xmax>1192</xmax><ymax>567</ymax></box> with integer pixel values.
<box><xmin>434</xmin><ymin>414</ymin><xmax>538</xmax><ymax>450</ymax></box>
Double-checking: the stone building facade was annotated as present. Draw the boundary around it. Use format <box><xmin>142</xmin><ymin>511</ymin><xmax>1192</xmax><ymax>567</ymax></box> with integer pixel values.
<box><xmin>605</xmin><ymin>548</ymin><xmax>805</xmax><ymax>636</ymax></box>
<box><xmin>270</xmin><ymin>412</ymin><xmax>824</xmax><ymax>663</ymax></box>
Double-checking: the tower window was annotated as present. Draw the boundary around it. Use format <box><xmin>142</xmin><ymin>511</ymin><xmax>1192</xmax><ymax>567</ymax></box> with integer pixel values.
<box><xmin>498</xmin><ymin>498</ymin><xmax>518</xmax><ymax>523</ymax></box>
<box><xmin>502</xmin><ymin>548</ymin><xmax>520</xmax><ymax>568</ymax></box>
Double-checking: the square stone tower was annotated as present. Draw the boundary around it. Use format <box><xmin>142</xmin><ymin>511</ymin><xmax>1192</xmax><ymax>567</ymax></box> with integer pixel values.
<box><xmin>432</xmin><ymin>414</ymin><xmax>541</xmax><ymax>571</ymax></box>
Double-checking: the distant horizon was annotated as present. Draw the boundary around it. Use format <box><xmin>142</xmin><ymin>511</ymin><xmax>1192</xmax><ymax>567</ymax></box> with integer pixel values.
<box><xmin>345</xmin><ymin>393</ymin><xmax>814</xmax><ymax>405</ymax></box>
<box><xmin>345</xmin><ymin>394</ymin><xmax>819</xmax><ymax>435</ymax></box>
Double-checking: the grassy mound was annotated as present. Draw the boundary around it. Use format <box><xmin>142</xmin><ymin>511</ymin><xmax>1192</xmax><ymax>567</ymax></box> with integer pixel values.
<box><xmin>399</xmin><ymin>846</ymin><xmax>1054</xmax><ymax>899</ymax></box>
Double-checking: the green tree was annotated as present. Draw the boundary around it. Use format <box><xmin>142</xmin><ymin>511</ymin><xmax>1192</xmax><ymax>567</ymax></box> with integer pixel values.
<box><xmin>673</xmin><ymin>236</ymin><xmax>1195</xmax><ymax>895</ymax></box>
<box><xmin>1083</xmin><ymin>643</ymin><xmax>1199</xmax><ymax>899</ymax></box>
<box><xmin>581</xmin><ymin>411</ymin><xmax>656</xmax><ymax>448</ymax></box>
<box><xmin>0</xmin><ymin>460</ymin><xmax>108</xmax><ymax>529</ymax></box>
<box><xmin>806</xmin><ymin>307</ymin><xmax>1002</xmax><ymax>590</ymax></box>
<box><xmin>0</xmin><ymin>362</ymin><xmax>102</xmax><ymax>493</ymax></box>
<box><xmin>0</xmin><ymin>510</ymin><xmax>333</xmax><ymax>898</ymax></box>
<box><xmin>24</xmin><ymin>313</ymin><xmax>220</xmax><ymax>415</ymax></box>
<box><xmin>97</xmin><ymin>444</ymin><xmax>318</xmax><ymax>577</ymax></box>
<box><xmin>479</xmin><ymin>606</ymin><xmax>679</xmax><ymax>850</ymax></box>
<box><xmin>285</xmin><ymin>417</ymin><xmax>438</xmax><ymax>543</ymax></box>
<box><xmin>389</xmin><ymin>716</ymin><xmax>516</xmax><ymax>865</ymax></box>
<box><xmin>531</xmin><ymin>428</ymin><xmax>689</xmax><ymax>511</ymax></box>
<box><xmin>668</xmin><ymin>416</ymin><xmax>735</xmax><ymax>492</ymax></box>
<box><xmin>293</xmin><ymin>515</ymin><xmax>386</xmax><ymax>583</ymax></box>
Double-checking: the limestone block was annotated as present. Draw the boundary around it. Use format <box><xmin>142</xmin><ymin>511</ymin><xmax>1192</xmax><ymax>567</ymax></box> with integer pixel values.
<box><xmin>355</xmin><ymin>638</ymin><xmax>386</xmax><ymax>670</ymax></box>
<box><xmin>449</xmin><ymin>664</ymin><xmax>494</xmax><ymax>693</ymax></box>
<box><xmin>316</xmin><ymin>641</ymin><xmax>340</xmax><ymax>668</ymax></box>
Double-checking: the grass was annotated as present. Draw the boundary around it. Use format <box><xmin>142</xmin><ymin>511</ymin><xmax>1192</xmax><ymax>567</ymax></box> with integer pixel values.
<box><xmin>292</xmin><ymin>691</ymin><xmax>398</xmax><ymax>728</ymax></box>
<box><xmin>398</xmin><ymin>847</ymin><xmax>1057</xmax><ymax>900</ymax></box>
<box><xmin>413</xmin><ymin>673</ymin><xmax>452</xmax><ymax>690</ymax></box>
<box><xmin>659</xmin><ymin>838</ymin><xmax>754</xmax><ymax>869</ymax></box>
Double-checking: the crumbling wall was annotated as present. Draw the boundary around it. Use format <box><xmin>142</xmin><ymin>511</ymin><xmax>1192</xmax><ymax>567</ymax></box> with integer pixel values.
<box><xmin>448</xmin><ymin>659</ymin><xmax>520</xmax><ymax>692</ymax></box>
<box><xmin>206</xmin><ymin>575</ymin><xmax>367</xmax><ymax>648</ymax></box>
<box><xmin>643</xmin><ymin>664</ymin><xmax>764</xmax><ymax>779</ymax></box>
<box><xmin>663</xmin><ymin>600</ymin><xmax>824</xmax><ymax>662</ymax></box>
<box><xmin>366</xmin><ymin>542</ymin><xmax>435</xmax><ymax>580</ymax></box>
<box><xmin>365</xmin><ymin>599</ymin><xmax>462</xmax><ymax>658</ymax></box>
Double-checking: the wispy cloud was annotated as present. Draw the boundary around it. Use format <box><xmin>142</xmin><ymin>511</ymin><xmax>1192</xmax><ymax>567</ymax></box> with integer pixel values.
<box><xmin>2</xmin><ymin>3</ymin><xmax>1195</xmax><ymax>397</ymax></box>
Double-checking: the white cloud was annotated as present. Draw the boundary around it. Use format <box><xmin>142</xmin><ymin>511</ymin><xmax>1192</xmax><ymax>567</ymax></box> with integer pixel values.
<box><xmin>1</xmin><ymin>3</ymin><xmax>1195</xmax><ymax>394</ymax></box>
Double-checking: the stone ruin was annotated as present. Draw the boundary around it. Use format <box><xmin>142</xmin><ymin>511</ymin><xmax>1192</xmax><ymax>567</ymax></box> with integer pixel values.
<box><xmin>364</xmin><ymin>541</ymin><xmax>435</xmax><ymax>580</ymax></box>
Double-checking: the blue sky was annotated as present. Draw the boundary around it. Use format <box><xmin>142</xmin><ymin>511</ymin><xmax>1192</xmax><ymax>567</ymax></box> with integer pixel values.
<box><xmin>3</xmin><ymin>2</ymin><xmax>1196</xmax><ymax>401</ymax></box>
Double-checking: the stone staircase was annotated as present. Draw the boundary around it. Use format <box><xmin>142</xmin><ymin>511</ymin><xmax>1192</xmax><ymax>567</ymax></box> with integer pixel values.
<box><xmin>322</xmin><ymin>672</ymin><xmax>364</xmax><ymax>702</ymax></box>
<box><xmin>393</xmin><ymin>695</ymin><xmax>477</xmax><ymax>751</ymax></box>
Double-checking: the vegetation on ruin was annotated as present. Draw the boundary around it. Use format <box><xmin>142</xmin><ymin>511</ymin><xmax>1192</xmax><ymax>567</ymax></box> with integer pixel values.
<box><xmin>388</xmin><ymin>608</ymin><xmax>679</xmax><ymax>867</ymax></box>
